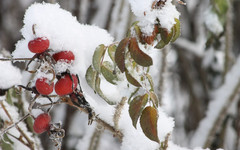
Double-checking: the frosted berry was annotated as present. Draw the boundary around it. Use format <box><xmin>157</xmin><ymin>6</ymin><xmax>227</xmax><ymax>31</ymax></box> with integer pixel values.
<box><xmin>35</xmin><ymin>77</ymin><xmax>54</xmax><ymax>95</ymax></box>
<box><xmin>55</xmin><ymin>74</ymin><xmax>78</xmax><ymax>96</ymax></box>
<box><xmin>52</xmin><ymin>51</ymin><xmax>75</xmax><ymax>63</ymax></box>
<box><xmin>28</xmin><ymin>37</ymin><xmax>50</xmax><ymax>53</ymax></box>
<box><xmin>33</xmin><ymin>113</ymin><xmax>51</xmax><ymax>134</ymax></box>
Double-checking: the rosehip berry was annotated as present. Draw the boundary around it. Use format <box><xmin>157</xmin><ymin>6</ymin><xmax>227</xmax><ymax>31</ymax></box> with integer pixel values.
<box><xmin>35</xmin><ymin>77</ymin><xmax>54</xmax><ymax>95</ymax></box>
<box><xmin>52</xmin><ymin>51</ymin><xmax>75</xmax><ymax>63</ymax></box>
<box><xmin>55</xmin><ymin>74</ymin><xmax>78</xmax><ymax>96</ymax></box>
<box><xmin>33</xmin><ymin>113</ymin><xmax>51</xmax><ymax>134</ymax></box>
<box><xmin>28</xmin><ymin>37</ymin><xmax>50</xmax><ymax>53</ymax></box>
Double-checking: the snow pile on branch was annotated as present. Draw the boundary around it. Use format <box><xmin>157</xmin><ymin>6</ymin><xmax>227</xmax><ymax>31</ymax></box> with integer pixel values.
<box><xmin>0</xmin><ymin>55</ymin><xmax>22</xmax><ymax>90</ymax></box>
<box><xmin>128</xmin><ymin>0</ymin><xmax>180</xmax><ymax>35</ymax></box>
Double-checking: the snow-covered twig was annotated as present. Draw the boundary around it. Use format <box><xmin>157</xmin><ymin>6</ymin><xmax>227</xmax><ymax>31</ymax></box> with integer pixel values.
<box><xmin>191</xmin><ymin>56</ymin><xmax>240</xmax><ymax>148</ymax></box>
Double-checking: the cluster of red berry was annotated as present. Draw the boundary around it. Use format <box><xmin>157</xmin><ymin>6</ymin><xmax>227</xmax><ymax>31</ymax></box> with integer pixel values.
<box><xmin>28</xmin><ymin>37</ymin><xmax>77</xmax><ymax>134</ymax></box>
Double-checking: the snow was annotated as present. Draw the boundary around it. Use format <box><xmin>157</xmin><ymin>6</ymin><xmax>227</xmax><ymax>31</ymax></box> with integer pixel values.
<box><xmin>128</xmin><ymin>0</ymin><xmax>180</xmax><ymax>35</ymax></box>
<box><xmin>204</xmin><ymin>7</ymin><xmax>223</xmax><ymax>35</ymax></box>
<box><xmin>0</xmin><ymin>55</ymin><xmax>22</xmax><ymax>90</ymax></box>
<box><xmin>190</xmin><ymin>56</ymin><xmax>240</xmax><ymax>147</ymax></box>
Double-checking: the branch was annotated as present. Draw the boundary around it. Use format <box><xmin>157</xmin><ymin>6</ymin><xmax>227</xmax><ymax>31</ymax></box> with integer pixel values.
<box><xmin>61</xmin><ymin>97</ymin><xmax>123</xmax><ymax>141</ymax></box>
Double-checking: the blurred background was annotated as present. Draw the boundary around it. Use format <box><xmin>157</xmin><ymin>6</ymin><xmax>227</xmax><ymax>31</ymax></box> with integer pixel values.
<box><xmin>1</xmin><ymin>0</ymin><xmax>240</xmax><ymax>150</ymax></box>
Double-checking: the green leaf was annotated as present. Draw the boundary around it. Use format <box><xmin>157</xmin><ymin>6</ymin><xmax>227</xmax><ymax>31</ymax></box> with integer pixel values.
<box><xmin>129</xmin><ymin>37</ymin><xmax>153</xmax><ymax>67</ymax></box>
<box><xmin>171</xmin><ymin>18</ymin><xmax>181</xmax><ymax>42</ymax></box>
<box><xmin>134</xmin><ymin>22</ymin><xmax>142</xmax><ymax>39</ymax></box>
<box><xmin>108</xmin><ymin>45</ymin><xmax>117</xmax><ymax>62</ymax></box>
<box><xmin>129</xmin><ymin>94</ymin><xmax>148</xmax><ymax>128</ymax></box>
<box><xmin>146</xmin><ymin>74</ymin><xmax>154</xmax><ymax>91</ymax></box>
<box><xmin>125</xmin><ymin>69</ymin><xmax>141</xmax><ymax>87</ymax></box>
<box><xmin>0</xmin><ymin>134</ymin><xmax>14</xmax><ymax>150</ymax></box>
<box><xmin>159</xmin><ymin>28</ymin><xmax>173</xmax><ymax>44</ymax></box>
<box><xmin>140</xmin><ymin>106</ymin><xmax>159</xmax><ymax>143</ymax></box>
<box><xmin>155</xmin><ymin>40</ymin><xmax>166</xmax><ymax>49</ymax></box>
<box><xmin>92</xmin><ymin>44</ymin><xmax>106</xmax><ymax>73</ymax></box>
<box><xmin>85</xmin><ymin>65</ymin><xmax>98</xmax><ymax>91</ymax></box>
<box><xmin>101</xmin><ymin>61</ymin><xmax>117</xmax><ymax>84</ymax></box>
<box><xmin>115</xmin><ymin>38</ymin><xmax>129</xmax><ymax>72</ymax></box>
<box><xmin>214</xmin><ymin>0</ymin><xmax>228</xmax><ymax>16</ymax></box>
<box><xmin>95</xmin><ymin>74</ymin><xmax>116</xmax><ymax>105</ymax></box>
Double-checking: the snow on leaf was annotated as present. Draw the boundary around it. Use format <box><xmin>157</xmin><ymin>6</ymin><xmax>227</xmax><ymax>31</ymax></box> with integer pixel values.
<box><xmin>115</xmin><ymin>38</ymin><xmax>129</xmax><ymax>73</ymax></box>
<box><xmin>129</xmin><ymin>94</ymin><xmax>148</xmax><ymax>128</ymax></box>
<box><xmin>129</xmin><ymin>37</ymin><xmax>153</xmax><ymax>67</ymax></box>
<box><xmin>140</xmin><ymin>106</ymin><xmax>159</xmax><ymax>143</ymax></box>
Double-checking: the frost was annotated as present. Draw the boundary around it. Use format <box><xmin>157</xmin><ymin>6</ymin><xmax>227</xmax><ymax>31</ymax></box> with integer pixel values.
<box><xmin>0</xmin><ymin>55</ymin><xmax>22</xmax><ymax>89</ymax></box>
<box><xmin>128</xmin><ymin>0</ymin><xmax>180</xmax><ymax>35</ymax></box>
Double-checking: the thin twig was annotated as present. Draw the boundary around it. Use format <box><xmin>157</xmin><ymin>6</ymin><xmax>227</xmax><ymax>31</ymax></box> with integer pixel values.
<box><xmin>0</xmin><ymin>58</ymin><xmax>32</xmax><ymax>61</ymax></box>
<box><xmin>158</xmin><ymin>47</ymin><xmax>168</xmax><ymax>106</ymax></box>
<box><xmin>62</xmin><ymin>97</ymin><xmax>123</xmax><ymax>141</ymax></box>
<box><xmin>0</xmin><ymin>101</ymin><xmax>34</xmax><ymax>149</ymax></box>
<box><xmin>88</xmin><ymin>124</ymin><xmax>103</xmax><ymax>150</ymax></box>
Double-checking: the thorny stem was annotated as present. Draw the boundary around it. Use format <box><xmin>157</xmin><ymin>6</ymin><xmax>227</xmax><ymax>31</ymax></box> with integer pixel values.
<box><xmin>113</xmin><ymin>97</ymin><xmax>127</xmax><ymax>130</ymax></box>
<box><xmin>204</xmin><ymin>79</ymin><xmax>240</xmax><ymax>148</ymax></box>
<box><xmin>0</xmin><ymin>101</ymin><xmax>34</xmax><ymax>150</ymax></box>
<box><xmin>62</xmin><ymin>97</ymin><xmax>123</xmax><ymax>141</ymax></box>
<box><xmin>158</xmin><ymin>46</ymin><xmax>168</xmax><ymax>106</ymax></box>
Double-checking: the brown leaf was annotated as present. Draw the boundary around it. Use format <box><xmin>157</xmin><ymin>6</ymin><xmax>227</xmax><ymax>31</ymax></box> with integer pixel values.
<box><xmin>129</xmin><ymin>94</ymin><xmax>148</xmax><ymax>128</ymax></box>
<box><xmin>140</xmin><ymin>106</ymin><xmax>159</xmax><ymax>143</ymax></box>
<box><xmin>115</xmin><ymin>38</ymin><xmax>129</xmax><ymax>72</ymax></box>
<box><xmin>129</xmin><ymin>37</ymin><xmax>153</xmax><ymax>67</ymax></box>
<box><xmin>125</xmin><ymin>69</ymin><xmax>141</xmax><ymax>87</ymax></box>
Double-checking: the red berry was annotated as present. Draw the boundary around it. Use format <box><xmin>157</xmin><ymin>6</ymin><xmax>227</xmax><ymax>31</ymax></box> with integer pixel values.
<box><xmin>33</xmin><ymin>113</ymin><xmax>51</xmax><ymax>134</ymax></box>
<box><xmin>28</xmin><ymin>37</ymin><xmax>50</xmax><ymax>53</ymax></box>
<box><xmin>52</xmin><ymin>51</ymin><xmax>75</xmax><ymax>63</ymax></box>
<box><xmin>55</xmin><ymin>74</ymin><xmax>78</xmax><ymax>96</ymax></box>
<box><xmin>35</xmin><ymin>77</ymin><xmax>54</xmax><ymax>95</ymax></box>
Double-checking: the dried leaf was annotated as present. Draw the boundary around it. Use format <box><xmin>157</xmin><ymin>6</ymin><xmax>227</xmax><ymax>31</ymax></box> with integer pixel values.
<box><xmin>92</xmin><ymin>44</ymin><xmax>106</xmax><ymax>73</ymax></box>
<box><xmin>115</xmin><ymin>38</ymin><xmax>129</xmax><ymax>72</ymax></box>
<box><xmin>129</xmin><ymin>94</ymin><xmax>148</xmax><ymax>128</ymax></box>
<box><xmin>140</xmin><ymin>106</ymin><xmax>159</xmax><ymax>143</ymax></box>
<box><xmin>171</xmin><ymin>18</ymin><xmax>181</xmax><ymax>42</ymax></box>
<box><xmin>125</xmin><ymin>69</ymin><xmax>141</xmax><ymax>87</ymax></box>
<box><xmin>129</xmin><ymin>37</ymin><xmax>153</xmax><ymax>67</ymax></box>
<box><xmin>101</xmin><ymin>61</ymin><xmax>117</xmax><ymax>84</ymax></box>
<box><xmin>146</xmin><ymin>74</ymin><xmax>154</xmax><ymax>91</ymax></box>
